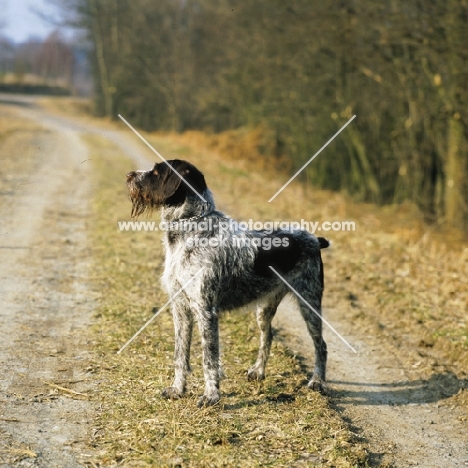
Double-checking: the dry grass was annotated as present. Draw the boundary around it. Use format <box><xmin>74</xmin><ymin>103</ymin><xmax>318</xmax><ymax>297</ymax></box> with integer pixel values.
<box><xmin>181</xmin><ymin>127</ymin><xmax>292</xmax><ymax>174</ymax></box>
<box><xmin>0</xmin><ymin>440</ymin><xmax>37</xmax><ymax>466</ymax></box>
<box><xmin>39</xmin><ymin>96</ymin><xmax>94</xmax><ymax>118</ymax></box>
<box><xmin>87</xmin><ymin>134</ymin><xmax>368</xmax><ymax>467</ymax></box>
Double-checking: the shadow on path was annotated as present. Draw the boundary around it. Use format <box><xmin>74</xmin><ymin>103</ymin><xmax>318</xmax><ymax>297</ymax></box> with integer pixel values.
<box><xmin>328</xmin><ymin>372</ymin><xmax>466</xmax><ymax>406</ymax></box>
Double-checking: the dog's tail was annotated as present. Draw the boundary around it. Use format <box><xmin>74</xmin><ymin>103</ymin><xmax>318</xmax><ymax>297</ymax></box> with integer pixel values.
<box><xmin>317</xmin><ymin>237</ymin><xmax>330</xmax><ymax>249</ymax></box>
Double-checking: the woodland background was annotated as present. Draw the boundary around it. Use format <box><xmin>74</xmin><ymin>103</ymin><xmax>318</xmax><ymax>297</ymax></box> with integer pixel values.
<box><xmin>2</xmin><ymin>0</ymin><xmax>467</xmax><ymax>231</ymax></box>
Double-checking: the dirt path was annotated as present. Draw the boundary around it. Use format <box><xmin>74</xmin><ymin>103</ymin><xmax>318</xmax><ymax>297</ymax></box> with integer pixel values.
<box><xmin>1</xmin><ymin>96</ymin><xmax>466</xmax><ymax>467</ymax></box>
<box><xmin>0</xmin><ymin>96</ymin><xmax>166</xmax><ymax>467</ymax></box>
<box><xmin>0</xmin><ymin>99</ymin><xmax>96</xmax><ymax>466</ymax></box>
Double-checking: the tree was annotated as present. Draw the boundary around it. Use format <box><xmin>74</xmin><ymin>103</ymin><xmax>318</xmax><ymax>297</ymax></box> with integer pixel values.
<box><xmin>56</xmin><ymin>0</ymin><xmax>468</xmax><ymax>231</ymax></box>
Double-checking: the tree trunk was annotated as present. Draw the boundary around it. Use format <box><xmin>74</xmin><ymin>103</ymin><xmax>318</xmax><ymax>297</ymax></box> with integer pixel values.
<box><xmin>445</xmin><ymin>116</ymin><xmax>465</xmax><ymax>228</ymax></box>
<box><xmin>88</xmin><ymin>0</ymin><xmax>113</xmax><ymax>117</ymax></box>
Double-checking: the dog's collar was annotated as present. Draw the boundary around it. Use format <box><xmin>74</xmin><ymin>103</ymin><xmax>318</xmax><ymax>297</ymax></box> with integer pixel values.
<box><xmin>167</xmin><ymin>210</ymin><xmax>215</xmax><ymax>230</ymax></box>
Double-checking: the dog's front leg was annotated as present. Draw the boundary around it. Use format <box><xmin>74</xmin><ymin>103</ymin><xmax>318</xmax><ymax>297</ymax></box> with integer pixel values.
<box><xmin>196</xmin><ymin>307</ymin><xmax>220</xmax><ymax>407</ymax></box>
<box><xmin>162</xmin><ymin>305</ymin><xmax>193</xmax><ymax>400</ymax></box>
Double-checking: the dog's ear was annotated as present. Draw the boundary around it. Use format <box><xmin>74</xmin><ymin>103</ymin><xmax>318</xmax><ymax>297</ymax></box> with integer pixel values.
<box><xmin>178</xmin><ymin>161</ymin><xmax>207</xmax><ymax>195</ymax></box>
<box><xmin>162</xmin><ymin>160</ymin><xmax>207</xmax><ymax>204</ymax></box>
<box><xmin>159</xmin><ymin>163</ymin><xmax>184</xmax><ymax>200</ymax></box>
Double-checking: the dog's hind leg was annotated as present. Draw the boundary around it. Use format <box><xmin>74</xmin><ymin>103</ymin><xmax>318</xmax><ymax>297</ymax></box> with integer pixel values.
<box><xmin>295</xmin><ymin>289</ymin><xmax>327</xmax><ymax>392</ymax></box>
<box><xmin>162</xmin><ymin>303</ymin><xmax>193</xmax><ymax>400</ymax></box>
<box><xmin>247</xmin><ymin>289</ymin><xmax>286</xmax><ymax>382</ymax></box>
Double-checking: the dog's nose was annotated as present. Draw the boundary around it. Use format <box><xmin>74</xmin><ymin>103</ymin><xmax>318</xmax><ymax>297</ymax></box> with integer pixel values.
<box><xmin>126</xmin><ymin>171</ymin><xmax>136</xmax><ymax>181</ymax></box>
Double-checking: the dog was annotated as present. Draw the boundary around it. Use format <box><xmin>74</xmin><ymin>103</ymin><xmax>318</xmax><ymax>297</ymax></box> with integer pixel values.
<box><xmin>126</xmin><ymin>159</ymin><xmax>329</xmax><ymax>407</ymax></box>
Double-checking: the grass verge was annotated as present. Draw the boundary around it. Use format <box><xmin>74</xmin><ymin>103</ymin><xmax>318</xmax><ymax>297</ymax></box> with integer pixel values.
<box><xmin>88</xmin><ymin>133</ymin><xmax>368</xmax><ymax>467</ymax></box>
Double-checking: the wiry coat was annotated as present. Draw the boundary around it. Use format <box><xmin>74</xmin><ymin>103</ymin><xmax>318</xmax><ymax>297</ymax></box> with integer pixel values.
<box><xmin>126</xmin><ymin>160</ymin><xmax>329</xmax><ymax>406</ymax></box>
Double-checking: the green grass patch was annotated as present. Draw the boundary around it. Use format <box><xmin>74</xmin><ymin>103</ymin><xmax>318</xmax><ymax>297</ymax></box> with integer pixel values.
<box><xmin>87</xmin><ymin>133</ymin><xmax>368</xmax><ymax>467</ymax></box>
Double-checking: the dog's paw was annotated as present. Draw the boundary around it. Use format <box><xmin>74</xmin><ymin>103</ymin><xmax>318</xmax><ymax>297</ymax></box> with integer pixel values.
<box><xmin>161</xmin><ymin>387</ymin><xmax>184</xmax><ymax>400</ymax></box>
<box><xmin>247</xmin><ymin>366</ymin><xmax>265</xmax><ymax>381</ymax></box>
<box><xmin>308</xmin><ymin>377</ymin><xmax>325</xmax><ymax>394</ymax></box>
<box><xmin>197</xmin><ymin>393</ymin><xmax>220</xmax><ymax>408</ymax></box>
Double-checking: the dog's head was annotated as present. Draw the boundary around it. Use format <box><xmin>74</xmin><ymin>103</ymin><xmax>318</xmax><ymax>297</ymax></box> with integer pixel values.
<box><xmin>126</xmin><ymin>160</ymin><xmax>207</xmax><ymax>218</ymax></box>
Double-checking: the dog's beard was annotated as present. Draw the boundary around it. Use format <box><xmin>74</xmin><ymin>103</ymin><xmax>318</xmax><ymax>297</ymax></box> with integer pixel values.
<box><xmin>127</xmin><ymin>183</ymin><xmax>157</xmax><ymax>218</ymax></box>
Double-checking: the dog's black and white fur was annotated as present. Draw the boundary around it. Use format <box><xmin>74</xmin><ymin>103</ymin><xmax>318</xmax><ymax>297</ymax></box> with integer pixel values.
<box><xmin>126</xmin><ymin>160</ymin><xmax>329</xmax><ymax>407</ymax></box>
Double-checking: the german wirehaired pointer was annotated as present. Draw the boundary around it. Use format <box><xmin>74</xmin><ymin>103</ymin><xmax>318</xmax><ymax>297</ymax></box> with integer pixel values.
<box><xmin>126</xmin><ymin>160</ymin><xmax>329</xmax><ymax>407</ymax></box>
